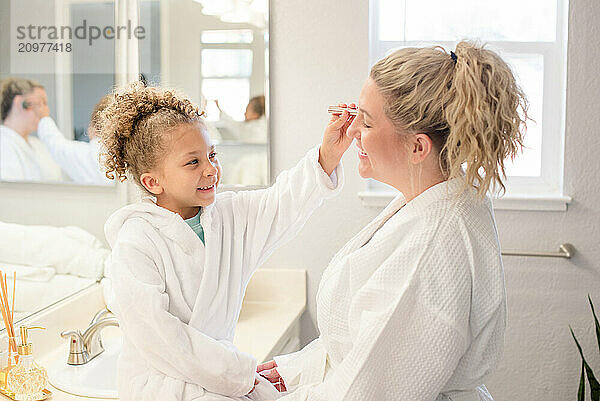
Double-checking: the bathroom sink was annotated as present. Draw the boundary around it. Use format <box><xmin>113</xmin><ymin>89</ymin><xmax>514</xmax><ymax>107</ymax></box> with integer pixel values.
<box><xmin>48</xmin><ymin>336</ymin><xmax>121</xmax><ymax>399</ymax></box>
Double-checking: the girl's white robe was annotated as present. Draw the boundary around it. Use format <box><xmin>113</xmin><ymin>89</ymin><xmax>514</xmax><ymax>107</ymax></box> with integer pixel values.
<box><xmin>274</xmin><ymin>178</ymin><xmax>506</xmax><ymax>401</ymax></box>
<box><xmin>103</xmin><ymin>147</ymin><xmax>342</xmax><ymax>401</ymax></box>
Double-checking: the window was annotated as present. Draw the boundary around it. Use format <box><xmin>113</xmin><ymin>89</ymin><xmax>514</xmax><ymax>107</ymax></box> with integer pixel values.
<box><xmin>200</xmin><ymin>30</ymin><xmax>254</xmax><ymax>121</ymax></box>
<box><xmin>369</xmin><ymin>0</ymin><xmax>569</xmax><ymax>201</ymax></box>
<box><xmin>201</xmin><ymin>29</ymin><xmax>254</xmax><ymax>44</ymax></box>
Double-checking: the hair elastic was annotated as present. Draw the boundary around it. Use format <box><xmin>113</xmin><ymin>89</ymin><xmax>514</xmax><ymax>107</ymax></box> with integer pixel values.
<box><xmin>450</xmin><ymin>51</ymin><xmax>458</xmax><ymax>64</ymax></box>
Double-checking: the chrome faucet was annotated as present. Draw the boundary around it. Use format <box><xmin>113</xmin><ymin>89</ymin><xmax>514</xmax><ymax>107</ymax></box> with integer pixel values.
<box><xmin>61</xmin><ymin>308</ymin><xmax>119</xmax><ymax>365</ymax></box>
<box><xmin>90</xmin><ymin>308</ymin><xmax>114</xmax><ymax>325</ymax></box>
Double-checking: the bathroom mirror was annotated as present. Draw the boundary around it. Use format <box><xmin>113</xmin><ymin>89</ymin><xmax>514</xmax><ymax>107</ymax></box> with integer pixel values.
<box><xmin>139</xmin><ymin>0</ymin><xmax>270</xmax><ymax>186</ymax></box>
<box><xmin>0</xmin><ymin>0</ymin><xmax>117</xmax><ymax>186</ymax></box>
<box><xmin>0</xmin><ymin>0</ymin><xmax>270</xmax><ymax>328</ymax></box>
<box><xmin>1</xmin><ymin>0</ymin><xmax>270</xmax><ymax>187</ymax></box>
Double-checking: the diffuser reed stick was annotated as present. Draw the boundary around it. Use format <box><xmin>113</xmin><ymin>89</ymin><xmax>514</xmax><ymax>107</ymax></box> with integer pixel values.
<box><xmin>11</xmin><ymin>272</ymin><xmax>15</xmax><ymax>323</ymax></box>
<box><xmin>0</xmin><ymin>272</ymin><xmax>17</xmax><ymax>366</ymax></box>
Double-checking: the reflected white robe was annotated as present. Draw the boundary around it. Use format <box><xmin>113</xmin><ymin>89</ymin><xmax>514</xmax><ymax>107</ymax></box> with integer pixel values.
<box><xmin>0</xmin><ymin>124</ymin><xmax>63</xmax><ymax>182</ymax></box>
<box><xmin>104</xmin><ymin>146</ymin><xmax>342</xmax><ymax>401</ymax></box>
<box><xmin>274</xmin><ymin>178</ymin><xmax>506</xmax><ymax>401</ymax></box>
<box><xmin>219</xmin><ymin>114</ymin><xmax>267</xmax><ymax>144</ymax></box>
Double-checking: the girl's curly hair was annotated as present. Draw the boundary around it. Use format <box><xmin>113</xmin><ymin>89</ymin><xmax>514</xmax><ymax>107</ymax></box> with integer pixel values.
<box><xmin>97</xmin><ymin>82</ymin><xmax>205</xmax><ymax>187</ymax></box>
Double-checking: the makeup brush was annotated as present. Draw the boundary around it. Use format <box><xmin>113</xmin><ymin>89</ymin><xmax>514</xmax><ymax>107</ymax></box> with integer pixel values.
<box><xmin>327</xmin><ymin>105</ymin><xmax>358</xmax><ymax>116</ymax></box>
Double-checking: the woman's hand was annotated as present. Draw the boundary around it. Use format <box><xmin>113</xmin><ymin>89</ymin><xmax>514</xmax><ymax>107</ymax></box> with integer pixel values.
<box><xmin>257</xmin><ymin>360</ymin><xmax>287</xmax><ymax>392</ymax></box>
<box><xmin>319</xmin><ymin>102</ymin><xmax>356</xmax><ymax>175</ymax></box>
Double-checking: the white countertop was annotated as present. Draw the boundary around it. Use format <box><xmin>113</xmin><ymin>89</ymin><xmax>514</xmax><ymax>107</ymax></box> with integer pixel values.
<box><xmin>0</xmin><ymin>268</ymin><xmax>306</xmax><ymax>400</ymax></box>
<box><xmin>235</xmin><ymin>301</ymin><xmax>305</xmax><ymax>363</ymax></box>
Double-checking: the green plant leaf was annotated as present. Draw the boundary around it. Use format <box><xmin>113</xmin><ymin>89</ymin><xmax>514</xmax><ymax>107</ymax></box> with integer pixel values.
<box><xmin>579</xmin><ymin>360</ymin><xmax>586</xmax><ymax>401</ymax></box>
<box><xmin>571</xmin><ymin>326</ymin><xmax>600</xmax><ymax>400</ymax></box>
<box><xmin>588</xmin><ymin>295</ymin><xmax>600</xmax><ymax>353</ymax></box>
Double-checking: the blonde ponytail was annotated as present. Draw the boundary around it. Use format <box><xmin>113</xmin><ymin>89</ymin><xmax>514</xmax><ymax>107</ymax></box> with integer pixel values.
<box><xmin>370</xmin><ymin>41</ymin><xmax>528</xmax><ymax>197</ymax></box>
<box><xmin>444</xmin><ymin>41</ymin><xmax>527</xmax><ymax>196</ymax></box>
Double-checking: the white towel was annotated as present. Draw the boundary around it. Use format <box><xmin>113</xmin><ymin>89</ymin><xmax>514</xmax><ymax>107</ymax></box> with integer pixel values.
<box><xmin>0</xmin><ymin>221</ymin><xmax>108</xmax><ymax>280</ymax></box>
<box><xmin>0</xmin><ymin>262</ymin><xmax>56</xmax><ymax>282</ymax></box>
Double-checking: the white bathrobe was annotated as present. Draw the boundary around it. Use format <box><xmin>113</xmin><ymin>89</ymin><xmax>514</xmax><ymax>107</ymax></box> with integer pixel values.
<box><xmin>274</xmin><ymin>177</ymin><xmax>506</xmax><ymax>401</ymax></box>
<box><xmin>103</xmin><ymin>146</ymin><xmax>342</xmax><ymax>401</ymax></box>
<box><xmin>37</xmin><ymin>117</ymin><xmax>111</xmax><ymax>185</ymax></box>
<box><xmin>218</xmin><ymin>113</ymin><xmax>267</xmax><ymax>144</ymax></box>
<box><xmin>0</xmin><ymin>124</ymin><xmax>64</xmax><ymax>182</ymax></box>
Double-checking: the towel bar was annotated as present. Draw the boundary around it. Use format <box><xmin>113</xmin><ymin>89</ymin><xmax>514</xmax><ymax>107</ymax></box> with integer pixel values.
<box><xmin>501</xmin><ymin>243</ymin><xmax>575</xmax><ymax>259</ymax></box>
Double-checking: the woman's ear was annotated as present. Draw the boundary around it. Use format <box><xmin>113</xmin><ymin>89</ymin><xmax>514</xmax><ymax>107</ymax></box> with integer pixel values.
<box><xmin>410</xmin><ymin>133</ymin><xmax>434</xmax><ymax>164</ymax></box>
<box><xmin>140</xmin><ymin>172</ymin><xmax>164</xmax><ymax>195</ymax></box>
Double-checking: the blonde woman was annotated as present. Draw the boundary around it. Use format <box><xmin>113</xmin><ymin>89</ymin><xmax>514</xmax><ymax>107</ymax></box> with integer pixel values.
<box><xmin>258</xmin><ymin>41</ymin><xmax>527</xmax><ymax>401</ymax></box>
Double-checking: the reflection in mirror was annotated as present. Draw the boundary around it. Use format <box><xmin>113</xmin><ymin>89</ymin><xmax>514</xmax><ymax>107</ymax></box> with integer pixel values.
<box><xmin>139</xmin><ymin>0</ymin><xmax>270</xmax><ymax>186</ymax></box>
<box><xmin>0</xmin><ymin>0</ymin><xmax>119</xmax><ymax>329</ymax></box>
<box><xmin>0</xmin><ymin>0</ymin><xmax>116</xmax><ymax>186</ymax></box>
<box><xmin>0</xmin><ymin>221</ymin><xmax>106</xmax><ymax>323</ymax></box>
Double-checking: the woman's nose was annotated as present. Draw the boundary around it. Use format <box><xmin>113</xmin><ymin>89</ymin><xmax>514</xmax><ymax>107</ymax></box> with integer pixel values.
<box><xmin>347</xmin><ymin>116</ymin><xmax>360</xmax><ymax>140</ymax></box>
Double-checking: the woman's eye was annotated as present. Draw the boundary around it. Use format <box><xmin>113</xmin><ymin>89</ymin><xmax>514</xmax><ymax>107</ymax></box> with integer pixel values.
<box><xmin>187</xmin><ymin>159</ymin><xmax>198</xmax><ymax>166</ymax></box>
<box><xmin>363</xmin><ymin>122</ymin><xmax>372</xmax><ymax>128</ymax></box>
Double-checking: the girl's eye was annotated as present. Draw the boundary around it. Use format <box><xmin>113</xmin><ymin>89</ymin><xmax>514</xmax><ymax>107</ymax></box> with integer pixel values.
<box><xmin>209</xmin><ymin>152</ymin><xmax>217</xmax><ymax>160</ymax></box>
<box><xmin>363</xmin><ymin>122</ymin><xmax>372</xmax><ymax>129</ymax></box>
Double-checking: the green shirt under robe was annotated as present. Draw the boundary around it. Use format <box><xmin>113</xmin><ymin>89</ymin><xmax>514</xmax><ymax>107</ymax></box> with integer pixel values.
<box><xmin>184</xmin><ymin>209</ymin><xmax>205</xmax><ymax>245</ymax></box>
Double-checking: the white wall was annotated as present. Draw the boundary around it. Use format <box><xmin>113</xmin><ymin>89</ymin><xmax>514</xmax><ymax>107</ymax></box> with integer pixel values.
<box><xmin>0</xmin><ymin>182</ymin><xmax>124</xmax><ymax>241</ymax></box>
<box><xmin>265</xmin><ymin>0</ymin><xmax>373</xmax><ymax>344</ymax></box>
<box><xmin>264</xmin><ymin>0</ymin><xmax>600</xmax><ymax>400</ymax></box>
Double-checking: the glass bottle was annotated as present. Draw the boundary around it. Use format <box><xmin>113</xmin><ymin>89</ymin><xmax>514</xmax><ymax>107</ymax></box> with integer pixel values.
<box><xmin>0</xmin><ymin>336</ymin><xmax>18</xmax><ymax>392</ymax></box>
<box><xmin>6</xmin><ymin>327</ymin><xmax>47</xmax><ymax>401</ymax></box>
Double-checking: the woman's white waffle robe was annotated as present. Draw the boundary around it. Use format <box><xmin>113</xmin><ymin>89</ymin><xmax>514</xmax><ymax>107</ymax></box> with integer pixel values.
<box><xmin>274</xmin><ymin>178</ymin><xmax>506</xmax><ymax>401</ymax></box>
<box><xmin>103</xmin><ymin>146</ymin><xmax>342</xmax><ymax>401</ymax></box>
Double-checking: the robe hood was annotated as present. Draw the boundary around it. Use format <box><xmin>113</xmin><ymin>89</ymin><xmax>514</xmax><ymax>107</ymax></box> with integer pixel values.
<box><xmin>104</xmin><ymin>197</ymin><xmax>214</xmax><ymax>254</ymax></box>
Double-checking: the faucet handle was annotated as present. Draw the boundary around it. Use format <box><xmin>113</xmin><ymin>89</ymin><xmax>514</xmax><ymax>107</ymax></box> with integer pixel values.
<box><xmin>61</xmin><ymin>330</ymin><xmax>89</xmax><ymax>365</ymax></box>
<box><xmin>89</xmin><ymin>308</ymin><xmax>114</xmax><ymax>326</ymax></box>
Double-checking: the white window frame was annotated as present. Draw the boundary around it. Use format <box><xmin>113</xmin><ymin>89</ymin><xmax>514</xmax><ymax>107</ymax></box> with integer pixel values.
<box><xmin>365</xmin><ymin>0</ymin><xmax>571</xmax><ymax>211</ymax></box>
<box><xmin>200</xmin><ymin>32</ymin><xmax>254</xmax><ymax>121</ymax></box>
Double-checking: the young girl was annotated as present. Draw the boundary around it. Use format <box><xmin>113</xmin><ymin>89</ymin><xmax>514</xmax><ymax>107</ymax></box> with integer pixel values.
<box><xmin>99</xmin><ymin>83</ymin><xmax>353</xmax><ymax>401</ymax></box>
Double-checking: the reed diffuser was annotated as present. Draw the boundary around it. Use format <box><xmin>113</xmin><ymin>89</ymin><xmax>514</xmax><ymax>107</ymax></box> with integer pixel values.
<box><xmin>0</xmin><ymin>272</ymin><xmax>51</xmax><ymax>401</ymax></box>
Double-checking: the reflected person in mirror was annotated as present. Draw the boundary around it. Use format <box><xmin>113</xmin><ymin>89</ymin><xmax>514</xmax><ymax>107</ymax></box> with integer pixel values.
<box><xmin>216</xmin><ymin>95</ymin><xmax>267</xmax><ymax>144</ymax></box>
<box><xmin>98</xmin><ymin>82</ymin><xmax>353</xmax><ymax>401</ymax></box>
<box><xmin>215</xmin><ymin>95</ymin><xmax>269</xmax><ymax>185</ymax></box>
<box><xmin>0</xmin><ymin>77</ymin><xmax>63</xmax><ymax>182</ymax></box>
